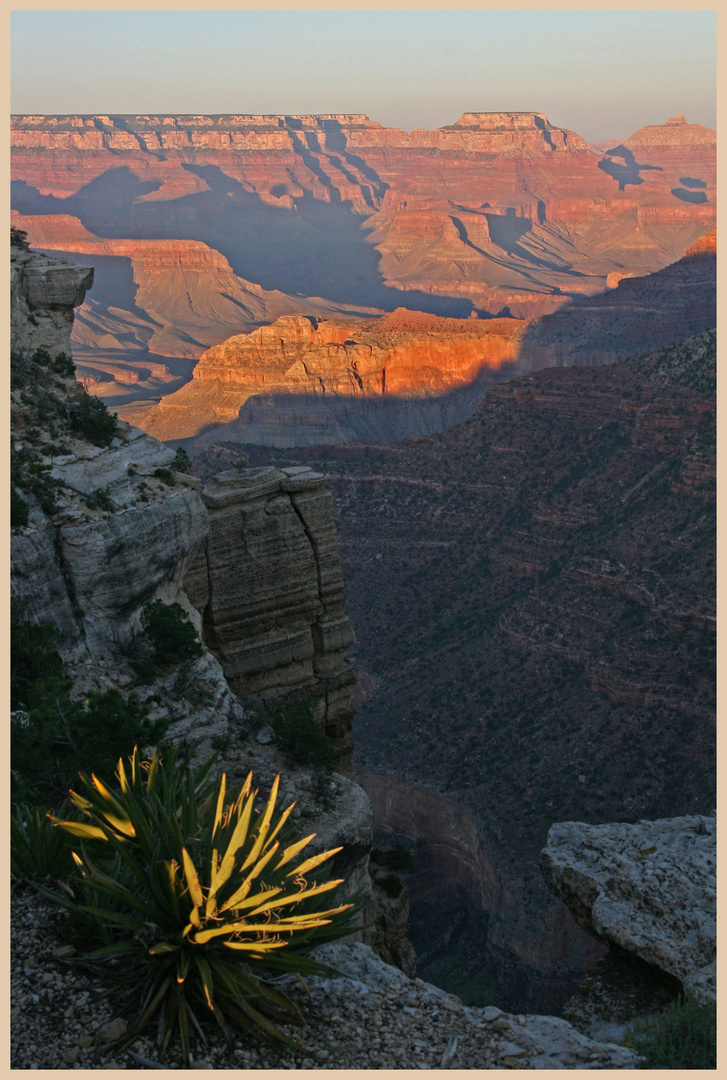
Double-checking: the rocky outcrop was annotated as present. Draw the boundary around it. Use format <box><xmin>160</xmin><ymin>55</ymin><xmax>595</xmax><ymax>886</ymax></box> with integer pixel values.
<box><xmin>181</xmin><ymin>465</ymin><xmax>356</xmax><ymax>762</ymax></box>
<box><xmin>11</xmin><ymin>247</ymin><xmax>357</xmax><ymax>767</ymax></box>
<box><xmin>11</xmin><ymin>243</ymin><xmax>93</xmax><ymax>358</ymax></box>
<box><xmin>132</xmin><ymin>310</ymin><xmax>524</xmax><ymax>443</ymax></box>
<box><xmin>541</xmin><ymin>815</ymin><xmax>716</xmax><ymax>1003</ymax></box>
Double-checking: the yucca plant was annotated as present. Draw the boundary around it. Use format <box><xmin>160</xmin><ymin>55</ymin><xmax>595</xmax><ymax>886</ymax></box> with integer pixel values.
<box><xmin>43</xmin><ymin>747</ymin><xmax>358</xmax><ymax>1065</ymax></box>
<box><xmin>11</xmin><ymin>800</ymin><xmax>79</xmax><ymax>886</ymax></box>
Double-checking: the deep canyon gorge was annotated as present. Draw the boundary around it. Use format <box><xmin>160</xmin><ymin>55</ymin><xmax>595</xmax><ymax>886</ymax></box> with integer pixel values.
<box><xmin>11</xmin><ymin>107</ymin><xmax>716</xmax><ymax>1044</ymax></box>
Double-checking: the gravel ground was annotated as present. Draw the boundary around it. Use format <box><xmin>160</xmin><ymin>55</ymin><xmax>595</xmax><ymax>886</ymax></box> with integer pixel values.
<box><xmin>11</xmin><ymin>888</ymin><xmax>638</xmax><ymax>1070</ymax></box>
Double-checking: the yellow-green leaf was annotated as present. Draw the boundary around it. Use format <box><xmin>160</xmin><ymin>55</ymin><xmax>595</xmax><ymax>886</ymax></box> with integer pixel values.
<box><xmin>52</xmin><ymin>820</ymin><xmax>108</xmax><ymax>841</ymax></box>
<box><xmin>212</xmin><ymin>775</ymin><xmax>227</xmax><ymax>838</ymax></box>
<box><xmin>218</xmin><ymin>886</ymin><xmax>282</xmax><ymax>919</ymax></box>
<box><xmin>262</xmin><ymin>800</ymin><xmax>295</xmax><ymax>853</ymax></box>
<box><xmin>220</xmin><ymin>790</ymin><xmax>256</xmax><ymax>866</ymax></box>
<box><xmin>149</xmin><ymin>942</ymin><xmax>179</xmax><ymax>956</ymax></box>
<box><xmin>287</xmin><ymin>847</ymin><xmax>342</xmax><ymax>879</ymax></box>
<box><xmin>240</xmin><ymin>774</ymin><xmax>279</xmax><ymax>871</ymax></box>
<box><xmin>182</xmin><ymin>848</ymin><xmax>204</xmax><ymax>908</ymax></box>
<box><xmin>275</xmin><ymin>833</ymin><xmax>316</xmax><ymax>870</ymax></box>
<box><xmin>116</xmin><ymin>758</ymin><xmax>129</xmax><ymax>794</ymax></box>
<box><xmin>257</xmin><ymin>879</ymin><xmax>344</xmax><ymax>911</ymax></box>
<box><xmin>223</xmin><ymin>939</ymin><xmax>288</xmax><ymax>953</ymax></box>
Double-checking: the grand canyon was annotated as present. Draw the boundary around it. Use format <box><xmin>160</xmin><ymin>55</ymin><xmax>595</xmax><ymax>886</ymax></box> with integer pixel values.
<box><xmin>11</xmin><ymin>104</ymin><xmax>715</xmax><ymax>1065</ymax></box>
<box><xmin>11</xmin><ymin>110</ymin><xmax>715</xmax><ymax>442</ymax></box>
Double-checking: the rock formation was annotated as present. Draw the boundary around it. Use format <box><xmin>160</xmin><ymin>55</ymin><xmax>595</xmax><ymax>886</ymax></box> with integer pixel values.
<box><xmin>11</xmin><ymin>110</ymin><xmax>715</xmax><ymax>411</ymax></box>
<box><xmin>11</xmin><ymin>240</ymin><xmax>94</xmax><ymax>358</ymax></box>
<box><xmin>541</xmin><ymin>815</ymin><xmax>716</xmax><ymax>1002</ymax></box>
<box><xmin>11</xmin><ymin>244</ymin><xmax>357</xmax><ymax>773</ymax></box>
<box><xmin>129</xmin><ymin>310</ymin><xmax>524</xmax><ymax>444</ymax></box>
<box><xmin>120</xmin><ymin>238</ymin><xmax>715</xmax><ymax>448</ymax></box>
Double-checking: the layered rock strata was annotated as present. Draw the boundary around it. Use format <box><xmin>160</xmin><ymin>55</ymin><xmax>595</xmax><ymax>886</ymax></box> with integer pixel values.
<box><xmin>541</xmin><ymin>815</ymin><xmax>716</xmax><ymax>1002</ymax></box>
<box><xmin>11</xmin><ymin>247</ymin><xmax>357</xmax><ymax>766</ymax></box>
<box><xmin>183</xmin><ymin>466</ymin><xmax>356</xmax><ymax>761</ymax></box>
<box><xmin>131</xmin><ymin>310</ymin><xmax>524</xmax><ymax>444</ymax></box>
<box><xmin>11</xmin><ymin>110</ymin><xmax>715</xmax><ymax>392</ymax></box>
<box><xmin>11</xmin><ymin>242</ymin><xmax>93</xmax><ymax>358</ymax></box>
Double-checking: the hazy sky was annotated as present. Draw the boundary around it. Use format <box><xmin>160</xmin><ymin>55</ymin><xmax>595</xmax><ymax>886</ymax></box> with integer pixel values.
<box><xmin>11</xmin><ymin>10</ymin><xmax>716</xmax><ymax>143</ymax></box>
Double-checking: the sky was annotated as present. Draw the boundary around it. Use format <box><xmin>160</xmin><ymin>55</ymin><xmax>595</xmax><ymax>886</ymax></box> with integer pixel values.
<box><xmin>10</xmin><ymin>10</ymin><xmax>716</xmax><ymax>144</ymax></box>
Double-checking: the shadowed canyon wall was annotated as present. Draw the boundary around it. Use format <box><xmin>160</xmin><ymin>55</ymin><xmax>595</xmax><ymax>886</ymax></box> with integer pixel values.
<box><xmin>217</xmin><ymin>324</ymin><xmax>715</xmax><ymax>1011</ymax></box>
<box><xmin>358</xmin><ymin>769</ymin><xmax>604</xmax><ymax>1013</ymax></box>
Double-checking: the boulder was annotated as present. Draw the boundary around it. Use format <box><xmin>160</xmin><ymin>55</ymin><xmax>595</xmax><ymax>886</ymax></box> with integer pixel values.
<box><xmin>541</xmin><ymin>815</ymin><xmax>716</xmax><ymax>1001</ymax></box>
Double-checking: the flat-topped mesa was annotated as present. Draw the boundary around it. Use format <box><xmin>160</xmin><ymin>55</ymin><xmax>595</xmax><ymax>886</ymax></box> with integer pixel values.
<box><xmin>625</xmin><ymin>113</ymin><xmax>716</xmax><ymax>149</ymax></box>
<box><xmin>10</xmin><ymin>110</ymin><xmax>587</xmax><ymax>152</ymax></box>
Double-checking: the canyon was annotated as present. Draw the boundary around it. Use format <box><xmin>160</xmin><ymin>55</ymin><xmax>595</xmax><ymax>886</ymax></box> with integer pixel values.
<box><xmin>11</xmin><ymin>111</ymin><xmax>715</xmax><ymax>428</ymax></box>
<box><xmin>10</xmin><ymin>107</ymin><xmax>716</xmax><ymax>1044</ymax></box>
<box><xmin>217</xmin><ymin>324</ymin><xmax>715</xmax><ymax>1009</ymax></box>
<box><xmin>124</xmin><ymin>235</ymin><xmax>715</xmax><ymax>447</ymax></box>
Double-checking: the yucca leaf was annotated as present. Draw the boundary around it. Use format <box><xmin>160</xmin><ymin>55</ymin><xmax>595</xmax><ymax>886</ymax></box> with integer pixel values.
<box><xmin>196</xmin><ymin>954</ymin><xmax>215</xmax><ymax>1010</ymax></box>
<box><xmin>87</xmin><ymin>940</ymin><xmax>141</xmax><ymax>958</ymax></box>
<box><xmin>116</xmin><ymin>757</ymin><xmax>129</xmax><ymax>794</ymax></box>
<box><xmin>90</xmin><ymin>775</ymin><xmax>136</xmax><ymax>836</ymax></box>
<box><xmin>146</xmin><ymin>747</ymin><xmax>161</xmax><ymax>792</ymax></box>
<box><xmin>223</xmin><ymin>939</ymin><xmax>289</xmax><ymax>953</ymax></box>
<box><xmin>261</xmin><ymin>799</ymin><xmax>295</xmax><ymax>853</ymax></box>
<box><xmin>240</xmin><ymin>774</ymin><xmax>280</xmax><ymax>871</ymax></box>
<box><xmin>216</xmin><ymin>841</ymin><xmax>279</xmax><ymax>914</ymax></box>
<box><xmin>287</xmin><ymin>846</ymin><xmax>342</xmax><ymax>879</ymax></box>
<box><xmin>149</xmin><ymin>942</ymin><xmax>180</xmax><ymax>956</ymax></box>
<box><xmin>219</xmin><ymin>790</ymin><xmax>256</xmax><ymax>867</ymax></box>
<box><xmin>275</xmin><ymin>833</ymin><xmax>316</xmax><ymax>870</ymax></box>
<box><xmin>74</xmin><ymin>904</ymin><xmax>141</xmax><ymax>929</ymax></box>
<box><xmin>258</xmin><ymin>878</ymin><xmax>345</xmax><ymax>909</ymax></box>
<box><xmin>51</xmin><ymin>819</ymin><xmax>108</xmax><ymax>841</ymax></box>
<box><xmin>212</xmin><ymin>775</ymin><xmax>226</xmax><ymax>839</ymax></box>
<box><xmin>181</xmin><ymin>848</ymin><xmax>204</xmax><ymax>908</ymax></box>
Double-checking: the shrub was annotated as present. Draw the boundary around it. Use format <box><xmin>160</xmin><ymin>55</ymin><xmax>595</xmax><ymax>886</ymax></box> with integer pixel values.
<box><xmin>630</xmin><ymin>995</ymin><xmax>716</xmax><ymax>1069</ymax></box>
<box><xmin>172</xmin><ymin>447</ymin><xmax>192</xmax><ymax>473</ymax></box>
<box><xmin>383</xmin><ymin>873</ymin><xmax>404</xmax><ymax>899</ymax></box>
<box><xmin>139</xmin><ymin>600</ymin><xmax>203</xmax><ymax>669</ymax></box>
<box><xmin>46</xmin><ymin>748</ymin><xmax>359</xmax><ymax>1063</ymax></box>
<box><xmin>70</xmin><ymin>391</ymin><xmax>117</xmax><ymax>446</ymax></box>
<box><xmin>11</xmin><ymin>485</ymin><xmax>29</xmax><ymax>528</ymax></box>
<box><xmin>11</xmin><ymin>602</ymin><xmax>165</xmax><ymax>803</ymax></box>
<box><xmin>154</xmin><ymin>467</ymin><xmax>175</xmax><ymax>486</ymax></box>
<box><xmin>11</xmin><ymin>226</ymin><xmax>28</xmax><ymax>248</ymax></box>
<box><xmin>270</xmin><ymin>698</ymin><xmax>339</xmax><ymax>772</ymax></box>
<box><xmin>11</xmin><ymin>801</ymin><xmax>79</xmax><ymax>884</ymax></box>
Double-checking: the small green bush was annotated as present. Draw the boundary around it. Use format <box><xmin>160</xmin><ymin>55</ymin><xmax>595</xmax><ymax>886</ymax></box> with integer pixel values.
<box><xmin>270</xmin><ymin>698</ymin><xmax>339</xmax><ymax>771</ymax></box>
<box><xmin>383</xmin><ymin>873</ymin><xmax>404</xmax><ymax>899</ymax></box>
<box><xmin>630</xmin><ymin>995</ymin><xmax>716</xmax><ymax>1069</ymax></box>
<box><xmin>11</xmin><ymin>602</ymin><xmax>165</xmax><ymax>803</ymax></box>
<box><xmin>11</xmin><ymin>485</ymin><xmax>29</xmax><ymax>528</ymax></box>
<box><xmin>154</xmin><ymin>467</ymin><xmax>175</xmax><ymax>486</ymax></box>
<box><xmin>44</xmin><ymin>748</ymin><xmax>359</xmax><ymax>1063</ymax></box>
<box><xmin>139</xmin><ymin>600</ymin><xmax>203</xmax><ymax>669</ymax></box>
<box><xmin>70</xmin><ymin>391</ymin><xmax>117</xmax><ymax>446</ymax></box>
<box><xmin>172</xmin><ymin>447</ymin><xmax>192</xmax><ymax>473</ymax></box>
